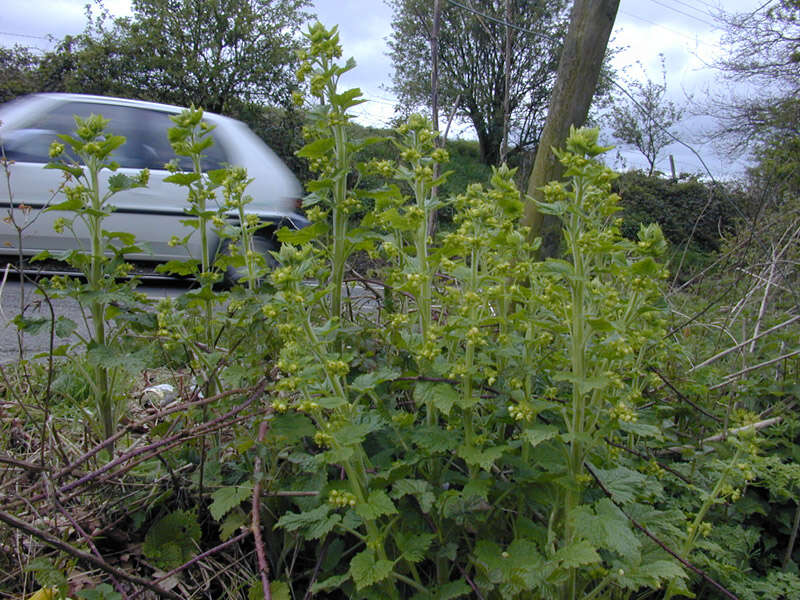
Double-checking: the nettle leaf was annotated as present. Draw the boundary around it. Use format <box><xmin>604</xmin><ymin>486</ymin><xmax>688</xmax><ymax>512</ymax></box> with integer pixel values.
<box><xmin>311</xmin><ymin>573</ymin><xmax>351</xmax><ymax>594</ymax></box>
<box><xmin>76</xmin><ymin>583</ymin><xmax>121</xmax><ymax>600</ymax></box>
<box><xmin>430</xmin><ymin>580</ymin><xmax>472</xmax><ymax>600</ymax></box>
<box><xmin>108</xmin><ymin>173</ymin><xmax>140</xmax><ymax>192</ymax></box>
<box><xmin>25</xmin><ymin>556</ymin><xmax>67</xmax><ymax>589</ymax></box>
<box><xmin>331</xmin><ymin>87</ymin><xmax>366</xmax><ymax>109</ymax></box>
<box><xmin>142</xmin><ymin>510</ymin><xmax>201</xmax><ymax>569</ymax></box>
<box><xmin>155</xmin><ymin>259</ymin><xmax>200</xmax><ymax>276</ymax></box>
<box><xmin>351</xmin><ymin>367</ymin><xmax>400</xmax><ymax>393</ymax></box>
<box><xmin>164</xmin><ymin>172</ymin><xmax>201</xmax><ymax>186</ymax></box>
<box><xmin>47</xmin><ymin>196</ymin><xmax>85</xmax><ymax>211</ymax></box>
<box><xmin>641</xmin><ymin>560</ymin><xmax>688</xmax><ymax>585</ymax></box>
<box><xmin>541</xmin><ymin>257</ymin><xmax>574</xmax><ymax>277</ymax></box>
<box><xmin>297</xmin><ymin>137</ymin><xmax>335</xmax><ymax>158</ymax></box>
<box><xmin>553</xmin><ymin>372</ymin><xmax>610</xmax><ymax>395</ymax></box>
<box><xmin>248</xmin><ymin>580</ymin><xmax>291</xmax><ymax>600</ymax></box>
<box><xmin>209</xmin><ymin>483</ymin><xmax>253</xmax><ymax>521</ymax></box>
<box><xmin>572</xmin><ymin>499</ymin><xmax>641</xmax><ymax>559</ymax></box>
<box><xmin>391</xmin><ymin>479</ymin><xmax>436</xmax><ymax>513</ymax></box>
<box><xmin>355</xmin><ymin>490</ymin><xmax>398</xmax><ymax>521</ymax></box>
<box><xmin>13</xmin><ymin>315</ymin><xmax>49</xmax><ymax>335</ymax></box>
<box><xmin>275</xmin><ymin>504</ymin><xmax>340</xmax><ymax>540</ymax></box>
<box><xmin>520</xmin><ymin>425</ymin><xmax>560</xmax><ymax>447</ymax></box>
<box><xmin>473</xmin><ymin>539</ymin><xmax>504</xmax><ymax>575</ymax></box>
<box><xmin>277</xmin><ymin>221</ymin><xmax>329</xmax><ymax>244</ymax></box>
<box><xmin>411</xmin><ymin>425</ymin><xmax>460</xmax><ymax>453</ymax></box>
<box><xmin>554</xmin><ymin>539</ymin><xmax>601</xmax><ymax>569</ymax></box>
<box><xmin>397</xmin><ymin>531</ymin><xmax>435</xmax><ymax>564</ymax></box>
<box><xmin>591</xmin><ymin>466</ymin><xmax>648</xmax><ymax>504</ymax></box>
<box><xmin>457</xmin><ymin>443</ymin><xmax>509</xmax><ymax>471</ymax></box>
<box><xmin>331</xmin><ymin>417</ymin><xmax>384</xmax><ymax>447</ymax></box>
<box><xmin>619</xmin><ymin>420</ymin><xmax>663</xmax><ymax>439</ymax></box>
<box><xmin>414</xmin><ymin>382</ymin><xmax>459</xmax><ymax>416</ymax></box>
<box><xmin>349</xmin><ymin>548</ymin><xmax>394</xmax><ymax>591</ymax></box>
<box><xmin>267</xmin><ymin>413</ymin><xmax>315</xmax><ymax>443</ymax></box>
<box><xmin>219</xmin><ymin>507</ymin><xmax>247</xmax><ymax>541</ymax></box>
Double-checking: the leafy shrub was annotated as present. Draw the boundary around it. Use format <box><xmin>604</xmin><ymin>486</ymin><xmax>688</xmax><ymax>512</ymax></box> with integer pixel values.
<box><xmin>3</xmin><ymin>21</ymin><xmax>798</xmax><ymax>600</ymax></box>
<box><xmin>613</xmin><ymin>170</ymin><xmax>747</xmax><ymax>253</ymax></box>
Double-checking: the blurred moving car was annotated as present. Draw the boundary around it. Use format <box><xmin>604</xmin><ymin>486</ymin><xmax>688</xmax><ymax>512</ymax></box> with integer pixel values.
<box><xmin>0</xmin><ymin>93</ymin><xmax>307</xmax><ymax>279</ymax></box>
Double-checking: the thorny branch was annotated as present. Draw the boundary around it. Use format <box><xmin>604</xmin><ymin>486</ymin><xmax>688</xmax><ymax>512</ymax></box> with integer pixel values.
<box><xmin>0</xmin><ymin>507</ymin><xmax>182</xmax><ymax>600</ymax></box>
<box><xmin>585</xmin><ymin>463</ymin><xmax>740</xmax><ymax>600</ymax></box>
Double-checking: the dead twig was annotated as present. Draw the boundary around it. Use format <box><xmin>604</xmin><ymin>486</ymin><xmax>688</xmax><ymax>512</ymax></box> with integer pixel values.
<box><xmin>0</xmin><ymin>507</ymin><xmax>182</xmax><ymax>600</ymax></box>
<box><xmin>252</xmin><ymin>419</ymin><xmax>272</xmax><ymax>600</ymax></box>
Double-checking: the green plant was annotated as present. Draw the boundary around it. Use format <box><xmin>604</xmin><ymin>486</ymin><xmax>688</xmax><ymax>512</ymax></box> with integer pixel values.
<box><xmin>257</xmin><ymin>24</ymin><xmax>692</xmax><ymax>599</ymax></box>
<box><xmin>40</xmin><ymin>114</ymin><xmax>149</xmax><ymax>443</ymax></box>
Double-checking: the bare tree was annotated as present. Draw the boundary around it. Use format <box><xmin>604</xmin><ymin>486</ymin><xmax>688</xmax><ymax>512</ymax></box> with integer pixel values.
<box><xmin>609</xmin><ymin>56</ymin><xmax>684</xmax><ymax>176</ymax></box>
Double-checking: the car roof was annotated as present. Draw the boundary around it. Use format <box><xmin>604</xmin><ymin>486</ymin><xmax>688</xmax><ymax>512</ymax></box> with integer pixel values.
<box><xmin>2</xmin><ymin>93</ymin><xmax>238</xmax><ymax>125</ymax></box>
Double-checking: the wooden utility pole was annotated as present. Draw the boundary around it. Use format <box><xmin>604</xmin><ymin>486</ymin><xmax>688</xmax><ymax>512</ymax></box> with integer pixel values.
<box><xmin>429</xmin><ymin>0</ymin><xmax>442</xmax><ymax>234</ymax></box>
<box><xmin>521</xmin><ymin>0</ymin><xmax>620</xmax><ymax>257</ymax></box>
<box><xmin>500</xmin><ymin>0</ymin><xmax>512</xmax><ymax>164</ymax></box>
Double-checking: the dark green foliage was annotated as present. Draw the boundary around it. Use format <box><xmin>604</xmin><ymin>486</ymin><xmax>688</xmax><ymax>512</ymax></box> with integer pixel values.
<box><xmin>0</xmin><ymin>45</ymin><xmax>40</xmax><ymax>103</ymax></box>
<box><xmin>613</xmin><ymin>170</ymin><xmax>746</xmax><ymax>253</ymax></box>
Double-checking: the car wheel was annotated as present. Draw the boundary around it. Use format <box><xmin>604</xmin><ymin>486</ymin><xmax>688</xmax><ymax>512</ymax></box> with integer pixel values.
<box><xmin>218</xmin><ymin>234</ymin><xmax>278</xmax><ymax>288</ymax></box>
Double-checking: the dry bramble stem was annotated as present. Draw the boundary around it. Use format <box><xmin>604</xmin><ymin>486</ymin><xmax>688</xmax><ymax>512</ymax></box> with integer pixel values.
<box><xmin>0</xmin><ymin>508</ymin><xmax>182</xmax><ymax>600</ymax></box>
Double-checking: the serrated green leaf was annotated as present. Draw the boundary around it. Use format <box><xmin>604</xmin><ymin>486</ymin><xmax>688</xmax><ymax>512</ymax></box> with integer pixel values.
<box><xmin>276</xmin><ymin>221</ymin><xmax>329</xmax><ymax>244</ymax></box>
<box><xmin>248</xmin><ymin>580</ymin><xmax>290</xmax><ymax>600</ymax></box>
<box><xmin>143</xmin><ymin>510</ymin><xmax>201</xmax><ymax>569</ymax></box>
<box><xmin>430</xmin><ymin>580</ymin><xmax>472</xmax><ymax>600</ymax></box>
<box><xmin>592</xmin><ymin>466</ymin><xmax>648</xmax><ymax>504</ymax></box>
<box><xmin>349</xmin><ymin>549</ymin><xmax>394</xmax><ymax>591</ymax></box>
<box><xmin>209</xmin><ymin>483</ymin><xmax>253</xmax><ymax>521</ymax></box>
<box><xmin>572</xmin><ymin>499</ymin><xmax>641</xmax><ymax>559</ymax></box>
<box><xmin>414</xmin><ymin>382</ymin><xmax>459</xmax><ymax>416</ymax></box>
<box><xmin>473</xmin><ymin>539</ymin><xmax>504</xmax><ymax>574</ymax></box>
<box><xmin>541</xmin><ymin>257</ymin><xmax>573</xmax><ymax>276</ymax></box>
<box><xmin>267</xmin><ymin>413</ymin><xmax>315</xmax><ymax>443</ymax></box>
<box><xmin>219</xmin><ymin>508</ymin><xmax>247</xmax><ymax>541</ymax></box>
<box><xmin>311</xmin><ymin>573</ymin><xmax>351</xmax><ymax>593</ymax></box>
<box><xmin>520</xmin><ymin>425</ymin><xmax>559</xmax><ymax>447</ymax></box>
<box><xmin>391</xmin><ymin>479</ymin><xmax>436</xmax><ymax>513</ymax></box>
<box><xmin>619</xmin><ymin>420</ymin><xmax>663</xmax><ymax>439</ymax></box>
<box><xmin>457</xmin><ymin>443</ymin><xmax>509</xmax><ymax>471</ymax></box>
<box><xmin>554</xmin><ymin>539</ymin><xmax>601</xmax><ymax>568</ymax></box>
<box><xmin>108</xmin><ymin>173</ymin><xmax>140</xmax><ymax>192</ymax></box>
<box><xmin>47</xmin><ymin>197</ymin><xmax>85</xmax><ymax>211</ymax></box>
<box><xmin>164</xmin><ymin>172</ymin><xmax>201</xmax><ymax>186</ymax></box>
<box><xmin>274</xmin><ymin>504</ymin><xmax>340</xmax><ymax>539</ymax></box>
<box><xmin>296</xmin><ymin>137</ymin><xmax>335</xmax><ymax>158</ymax></box>
<box><xmin>355</xmin><ymin>490</ymin><xmax>398</xmax><ymax>521</ymax></box>
<box><xmin>396</xmin><ymin>531</ymin><xmax>434</xmax><ymax>564</ymax></box>
<box><xmin>13</xmin><ymin>315</ymin><xmax>49</xmax><ymax>335</ymax></box>
<box><xmin>351</xmin><ymin>367</ymin><xmax>400</xmax><ymax>393</ymax></box>
<box><xmin>155</xmin><ymin>259</ymin><xmax>200</xmax><ymax>276</ymax></box>
<box><xmin>643</xmin><ymin>559</ymin><xmax>688</xmax><ymax>583</ymax></box>
<box><xmin>553</xmin><ymin>372</ymin><xmax>610</xmax><ymax>395</ymax></box>
<box><xmin>411</xmin><ymin>426</ymin><xmax>460</xmax><ymax>453</ymax></box>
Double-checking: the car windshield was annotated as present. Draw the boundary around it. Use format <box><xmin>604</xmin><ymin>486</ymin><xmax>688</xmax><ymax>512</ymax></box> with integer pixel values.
<box><xmin>1</xmin><ymin>100</ymin><xmax>227</xmax><ymax>171</ymax></box>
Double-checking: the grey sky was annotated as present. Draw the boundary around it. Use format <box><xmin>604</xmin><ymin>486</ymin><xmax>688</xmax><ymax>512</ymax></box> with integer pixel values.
<box><xmin>0</xmin><ymin>0</ymin><xmax>765</xmax><ymax>177</ymax></box>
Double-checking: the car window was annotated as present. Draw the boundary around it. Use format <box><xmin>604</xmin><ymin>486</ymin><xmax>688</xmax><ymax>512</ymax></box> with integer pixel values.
<box><xmin>1</xmin><ymin>100</ymin><xmax>228</xmax><ymax>171</ymax></box>
<box><xmin>140</xmin><ymin>110</ymin><xmax>227</xmax><ymax>172</ymax></box>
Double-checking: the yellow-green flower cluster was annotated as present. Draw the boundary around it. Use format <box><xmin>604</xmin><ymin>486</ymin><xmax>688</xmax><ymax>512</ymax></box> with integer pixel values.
<box><xmin>328</xmin><ymin>489</ymin><xmax>357</xmax><ymax>508</ymax></box>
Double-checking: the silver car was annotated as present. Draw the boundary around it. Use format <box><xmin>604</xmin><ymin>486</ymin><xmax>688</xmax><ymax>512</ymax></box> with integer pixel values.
<box><xmin>0</xmin><ymin>93</ymin><xmax>307</xmax><ymax>277</ymax></box>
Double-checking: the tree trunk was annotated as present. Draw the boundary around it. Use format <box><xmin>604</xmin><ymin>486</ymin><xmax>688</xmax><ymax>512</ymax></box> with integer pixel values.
<box><xmin>521</xmin><ymin>0</ymin><xmax>620</xmax><ymax>257</ymax></box>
